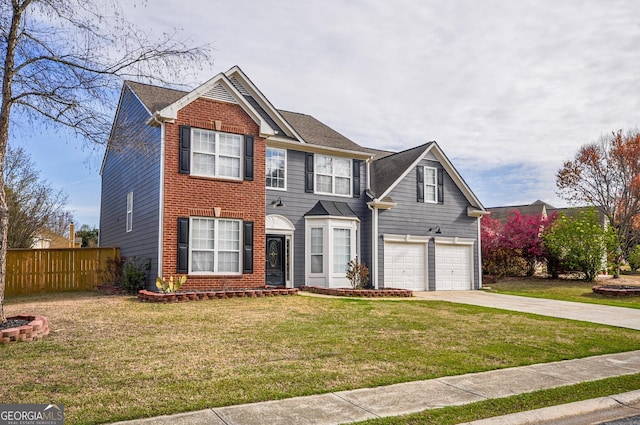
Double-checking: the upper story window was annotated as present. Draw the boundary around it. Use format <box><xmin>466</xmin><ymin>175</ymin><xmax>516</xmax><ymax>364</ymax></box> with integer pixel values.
<box><xmin>126</xmin><ymin>192</ymin><xmax>133</xmax><ymax>232</ymax></box>
<box><xmin>266</xmin><ymin>147</ymin><xmax>286</xmax><ymax>190</ymax></box>
<box><xmin>191</xmin><ymin>128</ymin><xmax>242</xmax><ymax>179</ymax></box>
<box><xmin>315</xmin><ymin>154</ymin><xmax>352</xmax><ymax>196</ymax></box>
<box><xmin>424</xmin><ymin>166</ymin><xmax>437</xmax><ymax>203</ymax></box>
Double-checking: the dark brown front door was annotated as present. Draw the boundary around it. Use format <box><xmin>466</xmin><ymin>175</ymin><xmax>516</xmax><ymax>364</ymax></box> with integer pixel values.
<box><xmin>266</xmin><ymin>235</ymin><xmax>285</xmax><ymax>286</ymax></box>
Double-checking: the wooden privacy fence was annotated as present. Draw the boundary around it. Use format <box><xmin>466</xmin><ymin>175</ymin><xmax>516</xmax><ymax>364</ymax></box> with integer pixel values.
<box><xmin>6</xmin><ymin>247</ymin><xmax>120</xmax><ymax>296</ymax></box>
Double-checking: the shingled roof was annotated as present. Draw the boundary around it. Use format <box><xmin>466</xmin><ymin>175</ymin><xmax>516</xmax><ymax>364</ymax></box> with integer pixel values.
<box><xmin>124</xmin><ymin>81</ymin><xmax>367</xmax><ymax>153</ymax></box>
<box><xmin>277</xmin><ymin>110</ymin><xmax>365</xmax><ymax>151</ymax></box>
<box><xmin>125</xmin><ymin>81</ymin><xmax>187</xmax><ymax>114</ymax></box>
<box><xmin>369</xmin><ymin>142</ymin><xmax>433</xmax><ymax>197</ymax></box>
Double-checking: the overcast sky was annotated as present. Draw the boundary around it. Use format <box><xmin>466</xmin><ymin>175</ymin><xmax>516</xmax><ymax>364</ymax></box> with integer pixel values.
<box><xmin>10</xmin><ymin>0</ymin><xmax>640</xmax><ymax>227</ymax></box>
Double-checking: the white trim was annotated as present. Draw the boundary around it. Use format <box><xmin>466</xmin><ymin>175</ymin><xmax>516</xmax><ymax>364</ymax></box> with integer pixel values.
<box><xmin>423</xmin><ymin>165</ymin><xmax>438</xmax><ymax>204</ymax></box>
<box><xmin>477</xmin><ymin>218</ymin><xmax>483</xmax><ymax>288</ymax></box>
<box><xmin>126</xmin><ymin>192</ymin><xmax>133</xmax><ymax>232</ymax></box>
<box><xmin>370</xmin><ymin>206</ymin><xmax>379</xmax><ymax>289</ymax></box>
<box><xmin>266</xmin><ymin>147</ymin><xmax>287</xmax><ymax>191</ymax></box>
<box><xmin>151</xmin><ymin>73</ymin><xmax>276</xmax><ymax>137</ymax></box>
<box><xmin>433</xmin><ymin>236</ymin><xmax>475</xmax><ymax>246</ymax></box>
<box><xmin>266</xmin><ymin>214</ymin><xmax>295</xmax><ymax>288</ymax></box>
<box><xmin>225</xmin><ymin>66</ymin><xmax>306</xmax><ymax>142</ymax></box>
<box><xmin>433</xmin><ymin>240</ymin><xmax>474</xmax><ymax>290</ymax></box>
<box><xmin>377</xmin><ymin>142</ymin><xmax>485</xmax><ymax>211</ymax></box>
<box><xmin>157</xmin><ymin>122</ymin><xmax>166</xmax><ymax>279</ymax></box>
<box><xmin>305</xmin><ymin>217</ymin><xmax>359</xmax><ymax>288</ymax></box>
<box><xmin>383</xmin><ymin>239</ymin><xmax>429</xmax><ymax>291</ymax></box>
<box><xmin>382</xmin><ymin>234</ymin><xmax>431</xmax><ymax>243</ymax></box>
<box><xmin>314</xmin><ymin>154</ymin><xmax>353</xmax><ymax>197</ymax></box>
<box><xmin>188</xmin><ymin>217</ymin><xmax>242</xmax><ymax>276</ymax></box>
<box><xmin>266</xmin><ymin>138</ymin><xmax>373</xmax><ymax>160</ymax></box>
<box><xmin>190</xmin><ymin>128</ymin><xmax>243</xmax><ymax>180</ymax></box>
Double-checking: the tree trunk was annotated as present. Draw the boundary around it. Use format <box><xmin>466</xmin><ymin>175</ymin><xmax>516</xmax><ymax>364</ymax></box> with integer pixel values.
<box><xmin>0</xmin><ymin>1</ymin><xmax>26</xmax><ymax>324</ymax></box>
<box><xmin>0</xmin><ymin>189</ymin><xmax>7</xmax><ymax>324</ymax></box>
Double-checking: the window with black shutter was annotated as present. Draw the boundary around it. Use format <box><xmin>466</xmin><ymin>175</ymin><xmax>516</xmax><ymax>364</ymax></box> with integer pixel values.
<box><xmin>177</xmin><ymin>218</ymin><xmax>189</xmax><ymax>273</ymax></box>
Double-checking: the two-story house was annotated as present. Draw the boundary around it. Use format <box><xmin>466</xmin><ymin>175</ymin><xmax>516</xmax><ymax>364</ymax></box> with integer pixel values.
<box><xmin>100</xmin><ymin>66</ymin><xmax>487</xmax><ymax>291</ymax></box>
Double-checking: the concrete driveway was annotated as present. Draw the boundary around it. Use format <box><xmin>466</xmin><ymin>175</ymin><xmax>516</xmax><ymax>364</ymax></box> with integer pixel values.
<box><xmin>414</xmin><ymin>291</ymin><xmax>640</xmax><ymax>331</ymax></box>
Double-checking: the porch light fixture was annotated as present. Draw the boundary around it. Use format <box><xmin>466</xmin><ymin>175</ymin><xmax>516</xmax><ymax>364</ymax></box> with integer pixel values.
<box><xmin>271</xmin><ymin>197</ymin><xmax>285</xmax><ymax>208</ymax></box>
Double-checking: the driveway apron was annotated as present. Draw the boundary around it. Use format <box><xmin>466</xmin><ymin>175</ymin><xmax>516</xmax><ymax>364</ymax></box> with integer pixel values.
<box><xmin>414</xmin><ymin>290</ymin><xmax>640</xmax><ymax>330</ymax></box>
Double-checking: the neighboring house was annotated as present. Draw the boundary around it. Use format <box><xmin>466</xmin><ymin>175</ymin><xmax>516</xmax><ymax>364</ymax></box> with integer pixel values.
<box><xmin>99</xmin><ymin>66</ymin><xmax>487</xmax><ymax>291</ymax></box>
<box><xmin>32</xmin><ymin>225</ymin><xmax>81</xmax><ymax>249</ymax></box>
<box><xmin>486</xmin><ymin>199</ymin><xmax>553</xmax><ymax>224</ymax></box>
<box><xmin>486</xmin><ymin>200</ymin><xmax>609</xmax><ymax>273</ymax></box>
<box><xmin>487</xmin><ymin>200</ymin><xmax>607</xmax><ymax>226</ymax></box>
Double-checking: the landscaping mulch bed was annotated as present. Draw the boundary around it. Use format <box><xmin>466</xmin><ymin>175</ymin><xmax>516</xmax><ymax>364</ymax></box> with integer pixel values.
<box><xmin>0</xmin><ymin>315</ymin><xmax>50</xmax><ymax>343</ymax></box>
<box><xmin>300</xmin><ymin>285</ymin><xmax>413</xmax><ymax>297</ymax></box>
<box><xmin>592</xmin><ymin>284</ymin><xmax>640</xmax><ymax>297</ymax></box>
<box><xmin>138</xmin><ymin>286</ymin><xmax>298</xmax><ymax>302</ymax></box>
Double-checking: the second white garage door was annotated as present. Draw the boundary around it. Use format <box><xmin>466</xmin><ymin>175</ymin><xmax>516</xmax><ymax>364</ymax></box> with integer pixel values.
<box><xmin>435</xmin><ymin>243</ymin><xmax>472</xmax><ymax>290</ymax></box>
<box><xmin>383</xmin><ymin>242</ymin><xmax>426</xmax><ymax>290</ymax></box>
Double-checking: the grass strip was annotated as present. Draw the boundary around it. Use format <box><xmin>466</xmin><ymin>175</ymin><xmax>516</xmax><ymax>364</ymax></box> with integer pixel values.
<box><xmin>353</xmin><ymin>373</ymin><xmax>640</xmax><ymax>424</ymax></box>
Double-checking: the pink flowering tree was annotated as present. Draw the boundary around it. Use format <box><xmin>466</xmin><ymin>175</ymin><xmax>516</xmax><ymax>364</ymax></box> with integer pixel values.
<box><xmin>481</xmin><ymin>210</ymin><xmax>557</xmax><ymax>277</ymax></box>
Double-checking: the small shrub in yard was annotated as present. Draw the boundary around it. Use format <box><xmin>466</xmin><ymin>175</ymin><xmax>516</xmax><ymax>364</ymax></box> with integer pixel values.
<box><xmin>628</xmin><ymin>245</ymin><xmax>640</xmax><ymax>271</ymax></box>
<box><xmin>346</xmin><ymin>259</ymin><xmax>369</xmax><ymax>289</ymax></box>
<box><xmin>123</xmin><ymin>256</ymin><xmax>151</xmax><ymax>293</ymax></box>
<box><xmin>101</xmin><ymin>256</ymin><xmax>126</xmax><ymax>286</ymax></box>
<box><xmin>156</xmin><ymin>275</ymin><xmax>186</xmax><ymax>293</ymax></box>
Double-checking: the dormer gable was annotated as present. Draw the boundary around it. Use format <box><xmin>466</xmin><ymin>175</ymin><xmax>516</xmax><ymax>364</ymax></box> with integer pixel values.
<box><xmin>148</xmin><ymin>71</ymin><xmax>276</xmax><ymax>137</ymax></box>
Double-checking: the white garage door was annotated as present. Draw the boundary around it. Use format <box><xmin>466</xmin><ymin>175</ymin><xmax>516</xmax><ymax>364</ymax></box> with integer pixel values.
<box><xmin>384</xmin><ymin>242</ymin><xmax>426</xmax><ymax>290</ymax></box>
<box><xmin>435</xmin><ymin>244</ymin><xmax>472</xmax><ymax>290</ymax></box>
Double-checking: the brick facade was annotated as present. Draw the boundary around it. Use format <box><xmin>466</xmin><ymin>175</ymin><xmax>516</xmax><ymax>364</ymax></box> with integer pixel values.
<box><xmin>162</xmin><ymin>98</ymin><xmax>266</xmax><ymax>290</ymax></box>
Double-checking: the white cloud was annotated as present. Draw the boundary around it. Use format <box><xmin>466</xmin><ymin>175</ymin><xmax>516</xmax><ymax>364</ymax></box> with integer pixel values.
<box><xmin>16</xmin><ymin>0</ymin><xmax>640</xmax><ymax>224</ymax></box>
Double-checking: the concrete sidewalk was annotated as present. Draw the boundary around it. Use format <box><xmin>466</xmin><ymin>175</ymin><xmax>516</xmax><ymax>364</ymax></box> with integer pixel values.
<box><xmin>414</xmin><ymin>290</ymin><xmax>640</xmax><ymax>330</ymax></box>
<box><xmin>110</xmin><ymin>350</ymin><xmax>640</xmax><ymax>425</ymax></box>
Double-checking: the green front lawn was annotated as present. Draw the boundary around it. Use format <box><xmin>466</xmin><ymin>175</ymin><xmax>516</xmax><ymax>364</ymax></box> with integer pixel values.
<box><xmin>2</xmin><ymin>292</ymin><xmax>640</xmax><ymax>424</ymax></box>
<box><xmin>488</xmin><ymin>277</ymin><xmax>640</xmax><ymax>309</ymax></box>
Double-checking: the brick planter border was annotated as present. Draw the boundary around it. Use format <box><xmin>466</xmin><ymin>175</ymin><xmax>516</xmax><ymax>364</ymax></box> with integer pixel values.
<box><xmin>138</xmin><ymin>287</ymin><xmax>298</xmax><ymax>303</ymax></box>
<box><xmin>592</xmin><ymin>284</ymin><xmax>640</xmax><ymax>297</ymax></box>
<box><xmin>0</xmin><ymin>315</ymin><xmax>50</xmax><ymax>344</ymax></box>
<box><xmin>300</xmin><ymin>286</ymin><xmax>413</xmax><ymax>298</ymax></box>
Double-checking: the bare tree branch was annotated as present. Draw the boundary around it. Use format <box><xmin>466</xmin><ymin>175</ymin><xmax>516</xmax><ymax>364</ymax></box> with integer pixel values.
<box><xmin>0</xmin><ymin>0</ymin><xmax>213</xmax><ymax>322</ymax></box>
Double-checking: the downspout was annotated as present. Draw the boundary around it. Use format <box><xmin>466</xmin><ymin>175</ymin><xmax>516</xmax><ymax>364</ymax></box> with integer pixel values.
<box><xmin>368</xmin><ymin>201</ymin><xmax>379</xmax><ymax>290</ymax></box>
<box><xmin>477</xmin><ymin>217</ymin><xmax>482</xmax><ymax>289</ymax></box>
<box><xmin>154</xmin><ymin>114</ymin><xmax>166</xmax><ymax>281</ymax></box>
<box><xmin>365</xmin><ymin>156</ymin><xmax>379</xmax><ymax>290</ymax></box>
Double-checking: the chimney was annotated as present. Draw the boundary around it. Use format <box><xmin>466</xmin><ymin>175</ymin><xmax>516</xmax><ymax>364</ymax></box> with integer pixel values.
<box><xmin>69</xmin><ymin>223</ymin><xmax>75</xmax><ymax>248</ymax></box>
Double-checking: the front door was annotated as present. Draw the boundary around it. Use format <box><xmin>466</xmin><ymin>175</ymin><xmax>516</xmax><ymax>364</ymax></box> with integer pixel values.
<box><xmin>266</xmin><ymin>235</ymin><xmax>286</xmax><ymax>286</ymax></box>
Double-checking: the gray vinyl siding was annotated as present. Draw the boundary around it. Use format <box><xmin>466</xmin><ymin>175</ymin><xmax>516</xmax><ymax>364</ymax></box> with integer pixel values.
<box><xmin>99</xmin><ymin>86</ymin><xmax>161</xmax><ymax>288</ymax></box>
<box><xmin>266</xmin><ymin>149</ymin><xmax>370</xmax><ymax>287</ymax></box>
<box><xmin>377</xmin><ymin>159</ymin><xmax>480</xmax><ymax>290</ymax></box>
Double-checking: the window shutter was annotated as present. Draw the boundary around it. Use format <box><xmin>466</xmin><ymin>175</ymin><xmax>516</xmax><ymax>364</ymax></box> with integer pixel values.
<box><xmin>177</xmin><ymin>218</ymin><xmax>189</xmax><ymax>273</ymax></box>
<box><xmin>244</xmin><ymin>135</ymin><xmax>254</xmax><ymax>181</ymax></box>
<box><xmin>179</xmin><ymin>126</ymin><xmax>191</xmax><ymax>174</ymax></box>
<box><xmin>243</xmin><ymin>221</ymin><xmax>254</xmax><ymax>274</ymax></box>
<box><xmin>305</xmin><ymin>152</ymin><xmax>314</xmax><ymax>193</ymax></box>
<box><xmin>353</xmin><ymin>160</ymin><xmax>361</xmax><ymax>198</ymax></box>
<box><xmin>416</xmin><ymin>166</ymin><xmax>424</xmax><ymax>202</ymax></box>
<box><xmin>437</xmin><ymin>168</ymin><xmax>444</xmax><ymax>204</ymax></box>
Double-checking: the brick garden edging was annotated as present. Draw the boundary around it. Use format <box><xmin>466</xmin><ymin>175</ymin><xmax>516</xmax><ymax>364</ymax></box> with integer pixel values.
<box><xmin>138</xmin><ymin>287</ymin><xmax>298</xmax><ymax>303</ymax></box>
<box><xmin>300</xmin><ymin>286</ymin><xmax>413</xmax><ymax>298</ymax></box>
<box><xmin>0</xmin><ymin>315</ymin><xmax>50</xmax><ymax>344</ymax></box>
<box><xmin>592</xmin><ymin>284</ymin><xmax>640</xmax><ymax>297</ymax></box>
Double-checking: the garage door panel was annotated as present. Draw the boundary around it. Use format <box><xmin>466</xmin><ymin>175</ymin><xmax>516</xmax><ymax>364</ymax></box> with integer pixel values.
<box><xmin>384</xmin><ymin>242</ymin><xmax>426</xmax><ymax>290</ymax></box>
<box><xmin>435</xmin><ymin>244</ymin><xmax>472</xmax><ymax>290</ymax></box>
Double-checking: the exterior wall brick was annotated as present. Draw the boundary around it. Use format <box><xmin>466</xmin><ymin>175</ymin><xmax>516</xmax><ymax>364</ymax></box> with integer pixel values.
<box><xmin>162</xmin><ymin>98</ymin><xmax>266</xmax><ymax>290</ymax></box>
